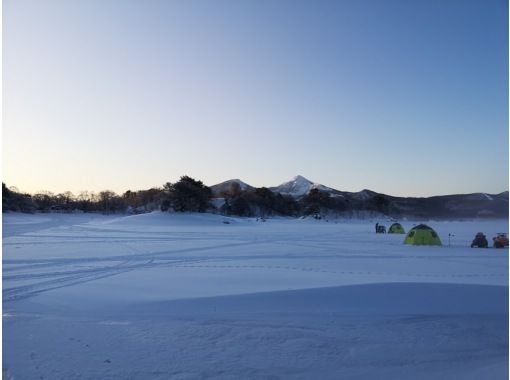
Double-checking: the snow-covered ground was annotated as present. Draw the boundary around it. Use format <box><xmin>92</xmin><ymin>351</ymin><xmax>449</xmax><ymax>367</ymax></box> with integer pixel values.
<box><xmin>3</xmin><ymin>212</ymin><xmax>509</xmax><ymax>379</ymax></box>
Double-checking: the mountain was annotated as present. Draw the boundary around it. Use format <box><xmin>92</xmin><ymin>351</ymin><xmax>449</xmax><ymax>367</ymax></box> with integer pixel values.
<box><xmin>210</xmin><ymin>176</ymin><xmax>508</xmax><ymax>219</ymax></box>
<box><xmin>210</xmin><ymin>179</ymin><xmax>254</xmax><ymax>197</ymax></box>
<box><xmin>269</xmin><ymin>175</ymin><xmax>340</xmax><ymax>198</ymax></box>
<box><xmin>388</xmin><ymin>191</ymin><xmax>509</xmax><ymax>219</ymax></box>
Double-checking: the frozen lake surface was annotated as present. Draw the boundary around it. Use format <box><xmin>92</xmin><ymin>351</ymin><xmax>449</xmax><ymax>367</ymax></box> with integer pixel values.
<box><xmin>3</xmin><ymin>212</ymin><xmax>509</xmax><ymax>379</ymax></box>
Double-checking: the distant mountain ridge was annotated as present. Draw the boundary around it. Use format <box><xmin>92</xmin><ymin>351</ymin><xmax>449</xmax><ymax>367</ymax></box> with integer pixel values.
<box><xmin>211</xmin><ymin>175</ymin><xmax>509</xmax><ymax>219</ymax></box>
<box><xmin>3</xmin><ymin>176</ymin><xmax>507</xmax><ymax>219</ymax></box>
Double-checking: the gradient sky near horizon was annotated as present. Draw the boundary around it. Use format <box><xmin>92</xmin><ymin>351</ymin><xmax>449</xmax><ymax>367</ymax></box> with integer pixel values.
<box><xmin>3</xmin><ymin>0</ymin><xmax>509</xmax><ymax>197</ymax></box>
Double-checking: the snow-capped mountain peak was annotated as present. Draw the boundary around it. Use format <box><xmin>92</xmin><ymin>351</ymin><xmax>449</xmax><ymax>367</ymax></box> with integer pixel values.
<box><xmin>291</xmin><ymin>175</ymin><xmax>310</xmax><ymax>183</ymax></box>
<box><xmin>270</xmin><ymin>175</ymin><xmax>334</xmax><ymax>197</ymax></box>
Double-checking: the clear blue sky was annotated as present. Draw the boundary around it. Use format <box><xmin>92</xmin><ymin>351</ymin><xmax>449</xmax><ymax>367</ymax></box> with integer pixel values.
<box><xmin>3</xmin><ymin>0</ymin><xmax>508</xmax><ymax>196</ymax></box>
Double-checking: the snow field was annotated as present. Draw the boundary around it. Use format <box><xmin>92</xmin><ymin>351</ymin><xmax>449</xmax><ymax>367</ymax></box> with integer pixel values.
<box><xmin>2</xmin><ymin>212</ymin><xmax>509</xmax><ymax>379</ymax></box>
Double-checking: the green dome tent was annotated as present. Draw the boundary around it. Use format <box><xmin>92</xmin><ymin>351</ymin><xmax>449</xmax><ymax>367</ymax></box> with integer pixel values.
<box><xmin>404</xmin><ymin>224</ymin><xmax>442</xmax><ymax>246</ymax></box>
<box><xmin>388</xmin><ymin>223</ymin><xmax>405</xmax><ymax>234</ymax></box>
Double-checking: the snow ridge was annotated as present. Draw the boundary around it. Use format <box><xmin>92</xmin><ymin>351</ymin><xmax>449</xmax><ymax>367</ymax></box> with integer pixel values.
<box><xmin>482</xmin><ymin>193</ymin><xmax>494</xmax><ymax>201</ymax></box>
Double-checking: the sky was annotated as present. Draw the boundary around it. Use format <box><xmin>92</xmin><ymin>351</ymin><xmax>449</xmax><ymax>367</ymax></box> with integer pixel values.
<box><xmin>3</xmin><ymin>0</ymin><xmax>508</xmax><ymax>197</ymax></box>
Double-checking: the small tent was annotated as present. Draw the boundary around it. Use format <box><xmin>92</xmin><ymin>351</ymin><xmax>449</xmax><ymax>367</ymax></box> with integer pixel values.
<box><xmin>388</xmin><ymin>223</ymin><xmax>405</xmax><ymax>234</ymax></box>
<box><xmin>404</xmin><ymin>224</ymin><xmax>442</xmax><ymax>246</ymax></box>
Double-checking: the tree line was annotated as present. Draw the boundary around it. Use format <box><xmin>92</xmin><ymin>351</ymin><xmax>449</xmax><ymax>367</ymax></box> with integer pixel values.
<box><xmin>3</xmin><ymin>176</ymin><xmax>392</xmax><ymax>217</ymax></box>
<box><xmin>2</xmin><ymin>183</ymin><xmax>162</xmax><ymax>214</ymax></box>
